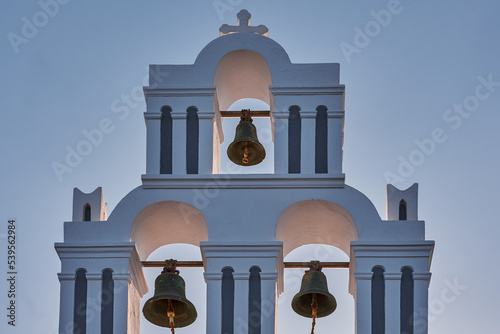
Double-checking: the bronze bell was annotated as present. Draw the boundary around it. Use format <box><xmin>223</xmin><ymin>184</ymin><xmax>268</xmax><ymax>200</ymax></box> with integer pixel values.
<box><xmin>227</xmin><ymin>110</ymin><xmax>266</xmax><ymax>166</ymax></box>
<box><xmin>292</xmin><ymin>261</ymin><xmax>337</xmax><ymax>319</ymax></box>
<box><xmin>143</xmin><ymin>260</ymin><xmax>197</xmax><ymax>329</ymax></box>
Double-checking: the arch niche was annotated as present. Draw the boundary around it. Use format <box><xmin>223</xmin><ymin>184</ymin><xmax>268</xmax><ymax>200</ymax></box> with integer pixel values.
<box><xmin>130</xmin><ymin>201</ymin><xmax>208</xmax><ymax>260</ymax></box>
<box><xmin>214</xmin><ymin>49</ymin><xmax>273</xmax><ymax>111</ymax></box>
<box><xmin>276</xmin><ymin>200</ymin><xmax>358</xmax><ymax>257</ymax></box>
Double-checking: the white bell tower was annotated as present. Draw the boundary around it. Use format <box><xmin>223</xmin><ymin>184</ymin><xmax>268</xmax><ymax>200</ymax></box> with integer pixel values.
<box><xmin>55</xmin><ymin>10</ymin><xmax>434</xmax><ymax>334</ymax></box>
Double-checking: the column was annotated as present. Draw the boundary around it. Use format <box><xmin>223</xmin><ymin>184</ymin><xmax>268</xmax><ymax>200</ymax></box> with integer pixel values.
<box><xmin>271</xmin><ymin>112</ymin><xmax>289</xmax><ymax>174</ymax></box>
<box><xmin>300</xmin><ymin>111</ymin><xmax>316</xmax><ymax>174</ymax></box>
<box><xmin>413</xmin><ymin>273</ymin><xmax>431</xmax><ymax>334</ymax></box>
<box><xmin>327</xmin><ymin>112</ymin><xmax>344</xmax><ymax>174</ymax></box>
<box><xmin>171</xmin><ymin>110</ymin><xmax>187</xmax><ymax>174</ymax></box>
<box><xmin>144</xmin><ymin>112</ymin><xmax>161</xmax><ymax>174</ymax></box>
<box><xmin>384</xmin><ymin>272</ymin><xmax>401</xmax><ymax>334</ymax></box>
<box><xmin>86</xmin><ymin>274</ymin><xmax>102</xmax><ymax>333</ymax></box>
<box><xmin>260</xmin><ymin>273</ymin><xmax>278</xmax><ymax>334</ymax></box>
<box><xmin>204</xmin><ymin>272</ymin><xmax>223</xmax><ymax>334</ymax></box>
<box><xmin>113</xmin><ymin>273</ymin><xmax>130</xmax><ymax>334</ymax></box>
<box><xmin>233</xmin><ymin>272</ymin><xmax>250</xmax><ymax>334</ymax></box>
<box><xmin>58</xmin><ymin>273</ymin><xmax>75</xmax><ymax>334</ymax></box>
<box><xmin>198</xmin><ymin>111</ymin><xmax>215</xmax><ymax>174</ymax></box>
<box><xmin>354</xmin><ymin>273</ymin><xmax>372</xmax><ymax>334</ymax></box>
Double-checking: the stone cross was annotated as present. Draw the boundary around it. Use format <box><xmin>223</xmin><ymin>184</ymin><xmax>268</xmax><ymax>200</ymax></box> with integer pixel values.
<box><xmin>219</xmin><ymin>10</ymin><xmax>269</xmax><ymax>36</ymax></box>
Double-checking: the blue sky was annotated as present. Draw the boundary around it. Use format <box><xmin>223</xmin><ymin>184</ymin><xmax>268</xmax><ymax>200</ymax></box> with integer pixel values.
<box><xmin>1</xmin><ymin>0</ymin><xmax>499</xmax><ymax>333</ymax></box>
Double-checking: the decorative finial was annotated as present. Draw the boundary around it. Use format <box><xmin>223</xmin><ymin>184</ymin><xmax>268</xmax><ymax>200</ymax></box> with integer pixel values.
<box><xmin>219</xmin><ymin>10</ymin><xmax>268</xmax><ymax>36</ymax></box>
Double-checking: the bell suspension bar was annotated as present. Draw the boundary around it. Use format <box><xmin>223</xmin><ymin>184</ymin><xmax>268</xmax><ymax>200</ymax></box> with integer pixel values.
<box><xmin>220</xmin><ymin>110</ymin><xmax>270</xmax><ymax>117</ymax></box>
<box><xmin>141</xmin><ymin>260</ymin><xmax>349</xmax><ymax>269</ymax></box>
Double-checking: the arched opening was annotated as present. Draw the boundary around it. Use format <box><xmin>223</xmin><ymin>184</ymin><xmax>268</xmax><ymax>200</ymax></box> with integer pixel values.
<box><xmin>315</xmin><ymin>105</ymin><xmax>328</xmax><ymax>173</ymax></box>
<box><xmin>83</xmin><ymin>203</ymin><xmax>91</xmax><ymax>221</ymax></box>
<box><xmin>160</xmin><ymin>106</ymin><xmax>173</xmax><ymax>174</ymax></box>
<box><xmin>221</xmin><ymin>267</ymin><xmax>235</xmax><ymax>334</ymax></box>
<box><xmin>276</xmin><ymin>200</ymin><xmax>358</xmax><ymax>333</ymax></box>
<box><xmin>249</xmin><ymin>266</ymin><xmax>262</xmax><ymax>334</ymax></box>
<box><xmin>214</xmin><ymin>50</ymin><xmax>272</xmax><ymax>111</ymax></box>
<box><xmin>276</xmin><ymin>200</ymin><xmax>358</xmax><ymax>257</ymax></box>
<box><xmin>214</xmin><ymin>50</ymin><xmax>273</xmax><ymax>174</ymax></box>
<box><xmin>278</xmin><ymin>245</ymin><xmax>353</xmax><ymax>334</ymax></box>
<box><xmin>288</xmin><ymin>106</ymin><xmax>301</xmax><ymax>174</ymax></box>
<box><xmin>101</xmin><ymin>269</ymin><xmax>114</xmax><ymax>333</ymax></box>
<box><xmin>130</xmin><ymin>201</ymin><xmax>208</xmax><ymax>260</ymax></box>
<box><xmin>186</xmin><ymin>106</ymin><xmax>199</xmax><ymax>174</ymax></box>
<box><xmin>372</xmin><ymin>266</ymin><xmax>385</xmax><ymax>334</ymax></box>
<box><xmin>220</xmin><ymin>98</ymin><xmax>274</xmax><ymax>173</ymax></box>
<box><xmin>399</xmin><ymin>199</ymin><xmax>407</xmax><ymax>220</ymax></box>
<box><xmin>401</xmin><ymin>266</ymin><xmax>414</xmax><ymax>334</ymax></box>
<box><xmin>132</xmin><ymin>203</ymin><xmax>208</xmax><ymax>333</ymax></box>
<box><xmin>140</xmin><ymin>244</ymin><xmax>206</xmax><ymax>334</ymax></box>
<box><xmin>74</xmin><ymin>268</ymin><xmax>87</xmax><ymax>333</ymax></box>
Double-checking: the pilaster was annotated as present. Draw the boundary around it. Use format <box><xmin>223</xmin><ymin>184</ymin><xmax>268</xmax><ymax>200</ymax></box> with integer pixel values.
<box><xmin>171</xmin><ymin>110</ymin><xmax>188</xmax><ymax>174</ymax></box>
<box><xmin>260</xmin><ymin>273</ymin><xmax>279</xmax><ymax>334</ymax></box>
<box><xmin>354</xmin><ymin>272</ymin><xmax>372</xmax><ymax>334</ymax></box>
<box><xmin>300</xmin><ymin>111</ymin><xmax>316</xmax><ymax>174</ymax></box>
<box><xmin>204</xmin><ymin>273</ymin><xmax>223</xmax><ymax>334</ymax></box>
<box><xmin>144</xmin><ymin>112</ymin><xmax>161</xmax><ymax>174</ymax></box>
<box><xmin>113</xmin><ymin>273</ymin><xmax>131</xmax><ymax>334</ymax></box>
<box><xmin>233</xmin><ymin>272</ymin><xmax>251</xmax><ymax>333</ymax></box>
<box><xmin>86</xmin><ymin>273</ymin><xmax>103</xmax><ymax>333</ymax></box>
<box><xmin>327</xmin><ymin>111</ymin><xmax>344</xmax><ymax>174</ymax></box>
<box><xmin>271</xmin><ymin>111</ymin><xmax>289</xmax><ymax>174</ymax></box>
<box><xmin>198</xmin><ymin>111</ymin><xmax>215</xmax><ymax>174</ymax></box>
<box><xmin>413</xmin><ymin>273</ymin><xmax>432</xmax><ymax>334</ymax></box>
<box><xmin>58</xmin><ymin>273</ymin><xmax>75</xmax><ymax>334</ymax></box>
<box><xmin>384</xmin><ymin>272</ymin><xmax>402</xmax><ymax>334</ymax></box>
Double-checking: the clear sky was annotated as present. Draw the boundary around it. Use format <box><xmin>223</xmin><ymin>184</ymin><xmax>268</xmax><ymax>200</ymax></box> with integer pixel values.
<box><xmin>1</xmin><ymin>0</ymin><xmax>499</xmax><ymax>333</ymax></box>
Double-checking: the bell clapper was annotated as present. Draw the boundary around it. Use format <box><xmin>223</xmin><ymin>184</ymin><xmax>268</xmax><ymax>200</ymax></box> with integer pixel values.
<box><xmin>241</xmin><ymin>110</ymin><xmax>251</xmax><ymax>164</ymax></box>
<box><xmin>167</xmin><ymin>299</ymin><xmax>176</xmax><ymax>333</ymax></box>
<box><xmin>242</xmin><ymin>143</ymin><xmax>249</xmax><ymax>164</ymax></box>
<box><xmin>310</xmin><ymin>293</ymin><xmax>318</xmax><ymax>334</ymax></box>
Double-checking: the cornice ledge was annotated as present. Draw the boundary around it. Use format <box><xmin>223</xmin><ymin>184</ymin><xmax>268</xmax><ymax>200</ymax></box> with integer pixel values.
<box><xmin>299</xmin><ymin>110</ymin><xmax>317</xmax><ymax>118</ymax></box>
<box><xmin>384</xmin><ymin>273</ymin><xmax>402</xmax><ymax>280</ymax></box>
<box><xmin>270</xmin><ymin>86</ymin><xmax>345</xmax><ymax>96</ymax></box>
<box><xmin>354</xmin><ymin>272</ymin><xmax>373</xmax><ymax>280</ymax></box>
<box><xmin>203</xmin><ymin>273</ymin><xmax>223</xmax><ymax>282</ymax></box>
<box><xmin>413</xmin><ymin>273</ymin><xmax>432</xmax><ymax>280</ymax></box>
<box><xmin>327</xmin><ymin>110</ymin><xmax>345</xmax><ymax>118</ymax></box>
<box><xmin>233</xmin><ymin>272</ymin><xmax>251</xmax><ymax>280</ymax></box>
<box><xmin>55</xmin><ymin>242</ymin><xmax>137</xmax><ymax>258</ymax></box>
<box><xmin>143</xmin><ymin>112</ymin><xmax>162</xmax><ymax>120</ymax></box>
<box><xmin>141</xmin><ymin>174</ymin><xmax>346</xmax><ymax>189</ymax></box>
<box><xmin>143</xmin><ymin>87</ymin><xmax>216</xmax><ymax>97</ymax></box>
<box><xmin>260</xmin><ymin>273</ymin><xmax>279</xmax><ymax>280</ymax></box>
<box><xmin>170</xmin><ymin>110</ymin><xmax>188</xmax><ymax>119</ymax></box>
